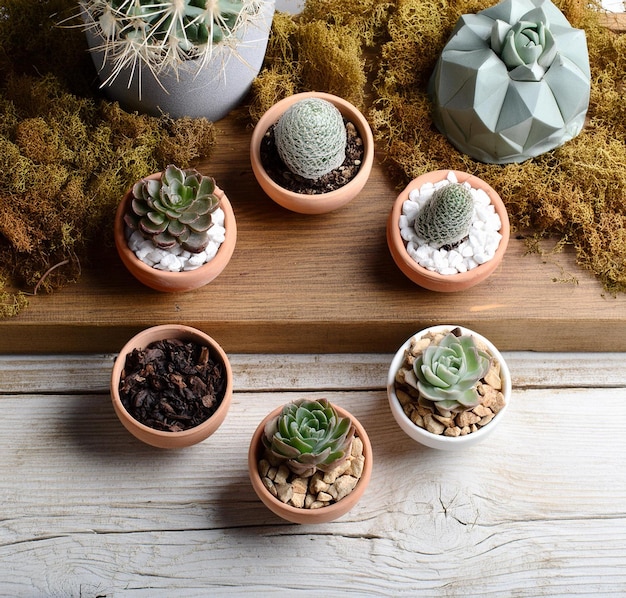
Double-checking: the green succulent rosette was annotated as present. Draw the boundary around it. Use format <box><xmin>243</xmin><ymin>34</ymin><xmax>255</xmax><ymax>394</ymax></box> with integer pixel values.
<box><xmin>429</xmin><ymin>0</ymin><xmax>590</xmax><ymax>164</ymax></box>
<box><xmin>263</xmin><ymin>398</ymin><xmax>356</xmax><ymax>476</ymax></box>
<box><xmin>126</xmin><ymin>164</ymin><xmax>220</xmax><ymax>253</ymax></box>
<box><xmin>414</xmin><ymin>333</ymin><xmax>491</xmax><ymax>413</ymax></box>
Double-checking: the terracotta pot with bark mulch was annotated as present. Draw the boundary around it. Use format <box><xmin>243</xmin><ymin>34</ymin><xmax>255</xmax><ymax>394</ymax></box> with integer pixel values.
<box><xmin>110</xmin><ymin>324</ymin><xmax>232</xmax><ymax>448</ymax></box>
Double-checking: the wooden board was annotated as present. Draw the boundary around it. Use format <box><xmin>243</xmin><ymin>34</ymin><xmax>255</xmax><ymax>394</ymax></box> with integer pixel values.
<box><xmin>2</xmin><ymin>110</ymin><xmax>625</xmax><ymax>355</ymax></box>
<box><xmin>1</xmin><ymin>352</ymin><xmax>625</xmax><ymax>595</ymax></box>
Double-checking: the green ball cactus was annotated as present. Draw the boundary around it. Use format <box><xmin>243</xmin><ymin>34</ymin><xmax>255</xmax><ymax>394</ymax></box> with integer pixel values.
<box><xmin>79</xmin><ymin>0</ymin><xmax>267</xmax><ymax>81</ymax></box>
<box><xmin>273</xmin><ymin>98</ymin><xmax>347</xmax><ymax>180</ymax></box>
<box><xmin>263</xmin><ymin>398</ymin><xmax>356</xmax><ymax>477</ymax></box>
<box><xmin>414</xmin><ymin>183</ymin><xmax>474</xmax><ymax>248</ymax></box>
<box><xmin>414</xmin><ymin>332</ymin><xmax>491</xmax><ymax>413</ymax></box>
<box><xmin>125</xmin><ymin>164</ymin><xmax>220</xmax><ymax>253</ymax></box>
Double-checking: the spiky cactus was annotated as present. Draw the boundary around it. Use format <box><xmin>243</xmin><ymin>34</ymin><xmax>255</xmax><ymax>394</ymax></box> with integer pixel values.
<box><xmin>414</xmin><ymin>332</ymin><xmax>491</xmax><ymax>413</ymax></box>
<box><xmin>273</xmin><ymin>98</ymin><xmax>347</xmax><ymax>180</ymax></box>
<box><xmin>263</xmin><ymin>398</ymin><xmax>355</xmax><ymax>476</ymax></box>
<box><xmin>125</xmin><ymin>164</ymin><xmax>220</xmax><ymax>253</ymax></box>
<box><xmin>414</xmin><ymin>182</ymin><xmax>474</xmax><ymax>248</ymax></box>
<box><xmin>79</xmin><ymin>0</ymin><xmax>268</xmax><ymax>80</ymax></box>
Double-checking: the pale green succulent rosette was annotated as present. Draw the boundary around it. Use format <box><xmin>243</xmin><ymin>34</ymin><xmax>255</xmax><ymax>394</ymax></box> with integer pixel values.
<box><xmin>414</xmin><ymin>333</ymin><xmax>491</xmax><ymax>413</ymax></box>
<box><xmin>429</xmin><ymin>0</ymin><xmax>590</xmax><ymax>164</ymax></box>
<box><xmin>263</xmin><ymin>398</ymin><xmax>356</xmax><ymax>476</ymax></box>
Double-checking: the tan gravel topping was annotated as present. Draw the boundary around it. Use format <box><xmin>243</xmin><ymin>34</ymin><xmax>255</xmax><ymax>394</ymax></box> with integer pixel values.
<box><xmin>394</xmin><ymin>330</ymin><xmax>506</xmax><ymax>437</ymax></box>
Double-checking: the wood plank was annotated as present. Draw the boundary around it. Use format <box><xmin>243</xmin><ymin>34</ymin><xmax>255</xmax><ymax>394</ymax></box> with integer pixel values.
<box><xmin>1</xmin><ymin>352</ymin><xmax>625</xmax><ymax>393</ymax></box>
<box><xmin>1</xmin><ymin>382</ymin><xmax>625</xmax><ymax>595</ymax></box>
<box><xmin>2</xmin><ymin>106</ymin><xmax>625</xmax><ymax>354</ymax></box>
<box><xmin>599</xmin><ymin>11</ymin><xmax>626</xmax><ymax>31</ymax></box>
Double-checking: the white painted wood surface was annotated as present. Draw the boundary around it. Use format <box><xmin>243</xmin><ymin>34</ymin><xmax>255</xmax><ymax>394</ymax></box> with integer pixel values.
<box><xmin>1</xmin><ymin>352</ymin><xmax>625</xmax><ymax>597</ymax></box>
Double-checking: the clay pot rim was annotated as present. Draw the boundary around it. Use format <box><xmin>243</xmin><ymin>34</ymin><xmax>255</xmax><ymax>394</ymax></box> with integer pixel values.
<box><xmin>110</xmin><ymin>324</ymin><xmax>233</xmax><ymax>446</ymax></box>
<box><xmin>250</xmin><ymin>91</ymin><xmax>375</xmax><ymax>213</ymax></box>
<box><xmin>114</xmin><ymin>172</ymin><xmax>237</xmax><ymax>286</ymax></box>
<box><xmin>387</xmin><ymin>170</ymin><xmax>510</xmax><ymax>292</ymax></box>
<box><xmin>248</xmin><ymin>401</ymin><xmax>373</xmax><ymax>523</ymax></box>
<box><xmin>386</xmin><ymin>325</ymin><xmax>512</xmax><ymax>450</ymax></box>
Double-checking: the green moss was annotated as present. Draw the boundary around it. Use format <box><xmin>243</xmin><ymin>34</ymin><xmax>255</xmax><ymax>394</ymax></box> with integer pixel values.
<box><xmin>2</xmin><ymin>0</ymin><xmax>626</xmax><ymax>312</ymax></box>
<box><xmin>251</xmin><ymin>0</ymin><xmax>626</xmax><ymax>294</ymax></box>
<box><xmin>0</xmin><ymin>71</ymin><xmax>216</xmax><ymax>315</ymax></box>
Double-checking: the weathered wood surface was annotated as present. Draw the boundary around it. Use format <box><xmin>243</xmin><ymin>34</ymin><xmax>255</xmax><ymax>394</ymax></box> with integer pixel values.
<box><xmin>1</xmin><ymin>352</ymin><xmax>625</xmax><ymax>596</ymax></box>
<box><xmin>2</xmin><ymin>104</ymin><xmax>625</xmax><ymax>354</ymax></box>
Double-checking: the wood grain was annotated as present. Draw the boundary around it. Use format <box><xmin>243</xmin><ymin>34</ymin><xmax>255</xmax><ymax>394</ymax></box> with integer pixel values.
<box><xmin>1</xmin><ymin>352</ymin><xmax>625</xmax><ymax>596</ymax></box>
<box><xmin>2</xmin><ymin>91</ymin><xmax>625</xmax><ymax>354</ymax></box>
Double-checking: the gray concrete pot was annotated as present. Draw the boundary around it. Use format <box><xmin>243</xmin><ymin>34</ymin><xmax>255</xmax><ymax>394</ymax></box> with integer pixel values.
<box><xmin>84</xmin><ymin>1</ymin><xmax>275</xmax><ymax>121</ymax></box>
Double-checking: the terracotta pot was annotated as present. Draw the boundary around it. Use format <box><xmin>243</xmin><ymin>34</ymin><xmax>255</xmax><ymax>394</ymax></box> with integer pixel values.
<box><xmin>114</xmin><ymin>172</ymin><xmax>237</xmax><ymax>292</ymax></box>
<box><xmin>387</xmin><ymin>170</ymin><xmax>510</xmax><ymax>292</ymax></box>
<box><xmin>111</xmin><ymin>324</ymin><xmax>233</xmax><ymax>449</ymax></box>
<box><xmin>387</xmin><ymin>325</ymin><xmax>511</xmax><ymax>450</ymax></box>
<box><xmin>83</xmin><ymin>1</ymin><xmax>275</xmax><ymax>121</ymax></box>
<box><xmin>250</xmin><ymin>91</ymin><xmax>375</xmax><ymax>214</ymax></box>
<box><xmin>248</xmin><ymin>402</ymin><xmax>373</xmax><ymax>524</ymax></box>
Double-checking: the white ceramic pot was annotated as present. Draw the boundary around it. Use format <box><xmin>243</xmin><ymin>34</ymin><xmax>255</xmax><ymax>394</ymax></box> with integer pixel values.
<box><xmin>84</xmin><ymin>1</ymin><xmax>275</xmax><ymax>120</ymax></box>
<box><xmin>387</xmin><ymin>325</ymin><xmax>512</xmax><ymax>450</ymax></box>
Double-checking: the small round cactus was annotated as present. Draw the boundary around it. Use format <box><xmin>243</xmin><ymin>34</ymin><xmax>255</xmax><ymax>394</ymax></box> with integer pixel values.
<box><xmin>274</xmin><ymin>98</ymin><xmax>347</xmax><ymax>180</ymax></box>
<box><xmin>125</xmin><ymin>164</ymin><xmax>220</xmax><ymax>254</ymax></box>
<box><xmin>414</xmin><ymin>183</ymin><xmax>474</xmax><ymax>248</ymax></box>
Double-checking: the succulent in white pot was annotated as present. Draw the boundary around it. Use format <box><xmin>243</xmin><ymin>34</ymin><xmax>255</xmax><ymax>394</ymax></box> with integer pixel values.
<box><xmin>77</xmin><ymin>0</ymin><xmax>276</xmax><ymax>120</ymax></box>
<box><xmin>387</xmin><ymin>325</ymin><xmax>512</xmax><ymax>450</ymax></box>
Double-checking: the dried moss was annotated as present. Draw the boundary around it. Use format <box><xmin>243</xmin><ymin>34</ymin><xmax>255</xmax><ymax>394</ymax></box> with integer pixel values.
<box><xmin>0</xmin><ymin>72</ymin><xmax>215</xmax><ymax>314</ymax></box>
<box><xmin>2</xmin><ymin>0</ymin><xmax>626</xmax><ymax>310</ymax></box>
<box><xmin>251</xmin><ymin>0</ymin><xmax>626</xmax><ymax>293</ymax></box>
<box><xmin>248</xmin><ymin>0</ymin><xmax>387</xmax><ymax>120</ymax></box>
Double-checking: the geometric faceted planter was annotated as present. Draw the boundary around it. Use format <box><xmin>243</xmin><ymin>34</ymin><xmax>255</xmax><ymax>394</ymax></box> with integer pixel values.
<box><xmin>429</xmin><ymin>0</ymin><xmax>590</xmax><ymax>164</ymax></box>
<box><xmin>114</xmin><ymin>172</ymin><xmax>237</xmax><ymax>293</ymax></box>
<box><xmin>387</xmin><ymin>170</ymin><xmax>510</xmax><ymax>292</ymax></box>
<box><xmin>387</xmin><ymin>325</ymin><xmax>512</xmax><ymax>450</ymax></box>
<box><xmin>110</xmin><ymin>324</ymin><xmax>233</xmax><ymax>449</ymax></box>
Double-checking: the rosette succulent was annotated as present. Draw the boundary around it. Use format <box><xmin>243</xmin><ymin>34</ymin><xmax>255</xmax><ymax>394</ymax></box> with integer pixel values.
<box><xmin>415</xmin><ymin>332</ymin><xmax>491</xmax><ymax>413</ymax></box>
<box><xmin>429</xmin><ymin>0</ymin><xmax>590</xmax><ymax>164</ymax></box>
<box><xmin>125</xmin><ymin>164</ymin><xmax>220</xmax><ymax>253</ymax></box>
<box><xmin>263</xmin><ymin>399</ymin><xmax>356</xmax><ymax>476</ymax></box>
<box><xmin>274</xmin><ymin>98</ymin><xmax>347</xmax><ymax>180</ymax></box>
<box><xmin>414</xmin><ymin>183</ymin><xmax>474</xmax><ymax>248</ymax></box>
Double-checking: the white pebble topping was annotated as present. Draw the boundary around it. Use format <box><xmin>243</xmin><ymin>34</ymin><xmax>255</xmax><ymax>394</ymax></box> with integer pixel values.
<box><xmin>399</xmin><ymin>172</ymin><xmax>502</xmax><ymax>275</ymax></box>
<box><xmin>127</xmin><ymin>207</ymin><xmax>226</xmax><ymax>272</ymax></box>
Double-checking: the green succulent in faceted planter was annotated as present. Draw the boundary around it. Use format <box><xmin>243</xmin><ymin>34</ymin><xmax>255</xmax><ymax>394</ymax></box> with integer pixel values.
<box><xmin>387</xmin><ymin>326</ymin><xmax>512</xmax><ymax>450</ymax></box>
<box><xmin>77</xmin><ymin>0</ymin><xmax>276</xmax><ymax>120</ymax></box>
<box><xmin>429</xmin><ymin>0</ymin><xmax>590</xmax><ymax>164</ymax></box>
<box><xmin>248</xmin><ymin>398</ymin><xmax>373</xmax><ymax>524</ymax></box>
<box><xmin>114</xmin><ymin>165</ymin><xmax>237</xmax><ymax>292</ymax></box>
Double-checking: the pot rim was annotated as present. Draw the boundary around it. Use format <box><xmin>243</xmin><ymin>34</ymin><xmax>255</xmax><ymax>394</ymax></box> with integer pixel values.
<box><xmin>387</xmin><ymin>170</ymin><xmax>510</xmax><ymax>291</ymax></box>
<box><xmin>248</xmin><ymin>401</ymin><xmax>373</xmax><ymax>523</ymax></box>
<box><xmin>110</xmin><ymin>324</ymin><xmax>233</xmax><ymax>444</ymax></box>
<box><xmin>250</xmin><ymin>91</ymin><xmax>375</xmax><ymax>210</ymax></box>
<box><xmin>114</xmin><ymin>172</ymin><xmax>237</xmax><ymax>290</ymax></box>
<box><xmin>387</xmin><ymin>324</ymin><xmax>511</xmax><ymax>450</ymax></box>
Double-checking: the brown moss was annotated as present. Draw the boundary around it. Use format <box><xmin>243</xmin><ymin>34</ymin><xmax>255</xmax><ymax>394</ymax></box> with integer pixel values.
<box><xmin>0</xmin><ymin>73</ymin><xmax>216</xmax><ymax>315</ymax></box>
